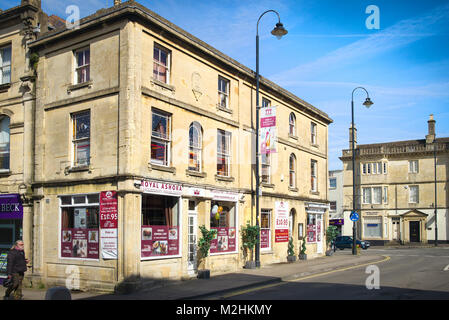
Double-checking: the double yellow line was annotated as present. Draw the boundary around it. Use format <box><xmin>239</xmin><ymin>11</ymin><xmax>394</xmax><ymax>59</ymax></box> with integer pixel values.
<box><xmin>211</xmin><ymin>255</ymin><xmax>391</xmax><ymax>299</ymax></box>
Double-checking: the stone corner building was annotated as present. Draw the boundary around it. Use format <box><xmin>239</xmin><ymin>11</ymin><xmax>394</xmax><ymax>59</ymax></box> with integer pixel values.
<box><xmin>1</xmin><ymin>0</ymin><xmax>333</xmax><ymax>292</ymax></box>
<box><xmin>340</xmin><ymin>115</ymin><xmax>449</xmax><ymax>246</ymax></box>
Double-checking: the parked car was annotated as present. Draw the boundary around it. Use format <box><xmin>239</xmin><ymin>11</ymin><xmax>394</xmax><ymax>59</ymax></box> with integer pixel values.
<box><xmin>334</xmin><ymin>236</ymin><xmax>370</xmax><ymax>250</ymax></box>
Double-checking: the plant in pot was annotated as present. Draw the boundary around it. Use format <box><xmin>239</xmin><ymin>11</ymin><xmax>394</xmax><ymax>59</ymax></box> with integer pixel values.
<box><xmin>287</xmin><ymin>237</ymin><xmax>296</xmax><ymax>262</ymax></box>
<box><xmin>241</xmin><ymin>222</ymin><xmax>260</xmax><ymax>269</ymax></box>
<box><xmin>299</xmin><ymin>237</ymin><xmax>307</xmax><ymax>260</ymax></box>
<box><xmin>197</xmin><ymin>225</ymin><xmax>217</xmax><ymax>279</ymax></box>
<box><xmin>325</xmin><ymin>225</ymin><xmax>339</xmax><ymax>256</ymax></box>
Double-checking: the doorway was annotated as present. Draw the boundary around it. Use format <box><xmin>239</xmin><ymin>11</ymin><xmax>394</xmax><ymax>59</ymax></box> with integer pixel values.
<box><xmin>392</xmin><ymin>218</ymin><xmax>400</xmax><ymax>241</ymax></box>
<box><xmin>187</xmin><ymin>200</ymin><xmax>198</xmax><ymax>274</ymax></box>
<box><xmin>409</xmin><ymin>221</ymin><xmax>420</xmax><ymax>242</ymax></box>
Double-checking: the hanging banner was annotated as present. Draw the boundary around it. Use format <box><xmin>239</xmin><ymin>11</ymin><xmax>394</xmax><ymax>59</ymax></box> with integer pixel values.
<box><xmin>275</xmin><ymin>201</ymin><xmax>289</xmax><ymax>242</ymax></box>
<box><xmin>100</xmin><ymin>191</ymin><xmax>118</xmax><ymax>259</ymax></box>
<box><xmin>260</xmin><ymin>106</ymin><xmax>277</xmax><ymax>154</ymax></box>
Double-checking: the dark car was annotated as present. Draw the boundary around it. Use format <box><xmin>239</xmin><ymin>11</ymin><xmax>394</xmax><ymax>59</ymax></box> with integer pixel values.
<box><xmin>334</xmin><ymin>236</ymin><xmax>370</xmax><ymax>250</ymax></box>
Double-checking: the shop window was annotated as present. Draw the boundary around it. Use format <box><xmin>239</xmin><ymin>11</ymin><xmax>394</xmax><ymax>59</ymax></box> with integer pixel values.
<box><xmin>72</xmin><ymin>111</ymin><xmax>90</xmax><ymax>167</ymax></box>
<box><xmin>60</xmin><ymin>194</ymin><xmax>99</xmax><ymax>259</ymax></box>
<box><xmin>217</xmin><ymin>129</ymin><xmax>231</xmax><ymax>177</ymax></box>
<box><xmin>0</xmin><ymin>116</ymin><xmax>10</xmax><ymax>171</ymax></box>
<box><xmin>210</xmin><ymin>201</ymin><xmax>236</xmax><ymax>253</ymax></box>
<box><xmin>0</xmin><ymin>45</ymin><xmax>11</xmax><ymax>85</ymax></box>
<box><xmin>218</xmin><ymin>76</ymin><xmax>230</xmax><ymax>109</ymax></box>
<box><xmin>188</xmin><ymin>122</ymin><xmax>202</xmax><ymax>172</ymax></box>
<box><xmin>261</xmin><ymin>152</ymin><xmax>271</xmax><ymax>184</ymax></box>
<box><xmin>307</xmin><ymin>213</ymin><xmax>317</xmax><ymax>242</ymax></box>
<box><xmin>363</xmin><ymin>217</ymin><xmax>382</xmax><ymax>238</ymax></box>
<box><xmin>289</xmin><ymin>113</ymin><xmax>296</xmax><ymax>136</ymax></box>
<box><xmin>153</xmin><ymin>44</ymin><xmax>171</xmax><ymax>84</ymax></box>
<box><xmin>141</xmin><ymin>194</ymin><xmax>179</xmax><ymax>258</ymax></box>
<box><xmin>260</xmin><ymin>209</ymin><xmax>271</xmax><ymax>250</ymax></box>
<box><xmin>151</xmin><ymin>109</ymin><xmax>171</xmax><ymax>166</ymax></box>
<box><xmin>74</xmin><ymin>47</ymin><xmax>90</xmax><ymax>84</ymax></box>
<box><xmin>289</xmin><ymin>154</ymin><xmax>296</xmax><ymax>188</ymax></box>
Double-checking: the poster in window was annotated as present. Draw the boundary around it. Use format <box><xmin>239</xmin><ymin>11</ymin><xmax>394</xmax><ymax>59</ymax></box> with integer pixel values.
<box><xmin>141</xmin><ymin>226</ymin><xmax>179</xmax><ymax>258</ymax></box>
<box><xmin>100</xmin><ymin>191</ymin><xmax>118</xmax><ymax>259</ymax></box>
<box><xmin>210</xmin><ymin>228</ymin><xmax>236</xmax><ymax>253</ymax></box>
<box><xmin>260</xmin><ymin>229</ymin><xmax>270</xmax><ymax>249</ymax></box>
<box><xmin>61</xmin><ymin>228</ymin><xmax>99</xmax><ymax>259</ymax></box>
<box><xmin>275</xmin><ymin>201</ymin><xmax>289</xmax><ymax>242</ymax></box>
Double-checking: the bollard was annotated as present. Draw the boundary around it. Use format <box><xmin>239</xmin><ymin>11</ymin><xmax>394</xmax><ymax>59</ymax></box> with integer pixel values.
<box><xmin>45</xmin><ymin>286</ymin><xmax>72</xmax><ymax>300</ymax></box>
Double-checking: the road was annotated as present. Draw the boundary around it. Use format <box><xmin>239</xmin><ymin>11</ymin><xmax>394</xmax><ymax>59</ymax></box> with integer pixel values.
<box><xmin>209</xmin><ymin>247</ymin><xmax>449</xmax><ymax>300</ymax></box>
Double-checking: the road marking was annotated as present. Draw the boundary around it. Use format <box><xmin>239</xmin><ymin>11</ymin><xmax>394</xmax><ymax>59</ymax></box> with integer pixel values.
<box><xmin>211</xmin><ymin>255</ymin><xmax>391</xmax><ymax>299</ymax></box>
<box><xmin>444</xmin><ymin>264</ymin><xmax>449</xmax><ymax>271</ymax></box>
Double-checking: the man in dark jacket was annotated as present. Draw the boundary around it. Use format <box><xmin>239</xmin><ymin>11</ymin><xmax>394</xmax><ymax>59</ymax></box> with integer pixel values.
<box><xmin>4</xmin><ymin>240</ymin><xmax>28</xmax><ymax>300</ymax></box>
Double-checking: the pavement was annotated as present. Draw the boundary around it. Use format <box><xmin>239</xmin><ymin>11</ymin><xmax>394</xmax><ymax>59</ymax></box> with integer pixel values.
<box><xmin>0</xmin><ymin>249</ymin><xmax>392</xmax><ymax>300</ymax></box>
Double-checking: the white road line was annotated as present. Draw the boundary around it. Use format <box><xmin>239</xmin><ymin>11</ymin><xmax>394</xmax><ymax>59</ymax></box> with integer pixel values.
<box><xmin>444</xmin><ymin>264</ymin><xmax>449</xmax><ymax>271</ymax></box>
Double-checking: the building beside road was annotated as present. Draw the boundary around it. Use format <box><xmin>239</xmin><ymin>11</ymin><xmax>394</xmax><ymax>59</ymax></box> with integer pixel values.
<box><xmin>340</xmin><ymin>115</ymin><xmax>449</xmax><ymax>245</ymax></box>
<box><xmin>0</xmin><ymin>0</ymin><xmax>332</xmax><ymax>292</ymax></box>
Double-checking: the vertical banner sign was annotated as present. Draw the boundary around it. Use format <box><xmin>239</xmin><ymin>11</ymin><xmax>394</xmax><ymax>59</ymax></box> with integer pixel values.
<box><xmin>100</xmin><ymin>191</ymin><xmax>118</xmax><ymax>259</ymax></box>
<box><xmin>275</xmin><ymin>201</ymin><xmax>289</xmax><ymax>242</ymax></box>
<box><xmin>260</xmin><ymin>106</ymin><xmax>277</xmax><ymax>154</ymax></box>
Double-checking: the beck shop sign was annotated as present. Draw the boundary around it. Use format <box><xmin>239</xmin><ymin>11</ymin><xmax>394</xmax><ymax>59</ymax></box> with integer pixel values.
<box><xmin>275</xmin><ymin>201</ymin><xmax>289</xmax><ymax>242</ymax></box>
<box><xmin>99</xmin><ymin>191</ymin><xmax>118</xmax><ymax>259</ymax></box>
<box><xmin>0</xmin><ymin>194</ymin><xmax>23</xmax><ymax>219</ymax></box>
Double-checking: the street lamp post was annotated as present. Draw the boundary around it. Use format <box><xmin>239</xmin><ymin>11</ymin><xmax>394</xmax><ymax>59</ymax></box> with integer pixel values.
<box><xmin>434</xmin><ymin>137</ymin><xmax>438</xmax><ymax>246</ymax></box>
<box><xmin>351</xmin><ymin>87</ymin><xmax>373</xmax><ymax>255</ymax></box>
<box><xmin>255</xmin><ymin>10</ymin><xmax>287</xmax><ymax>267</ymax></box>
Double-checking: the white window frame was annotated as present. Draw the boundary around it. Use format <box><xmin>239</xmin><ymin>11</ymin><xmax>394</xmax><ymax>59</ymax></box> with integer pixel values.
<box><xmin>383</xmin><ymin>162</ymin><xmax>388</xmax><ymax>174</ymax></box>
<box><xmin>188</xmin><ymin>122</ymin><xmax>202</xmax><ymax>172</ymax></box>
<box><xmin>261</xmin><ymin>152</ymin><xmax>271</xmax><ymax>184</ymax></box>
<box><xmin>153</xmin><ymin>44</ymin><xmax>171</xmax><ymax>84</ymax></box>
<box><xmin>218</xmin><ymin>76</ymin><xmax>230</xmax><ymax>109</ymax></box>
<box><xmin>71</xmin><ymin>110</ymin><xmax>91</xmax><ymax>167</ymax></box>
<box><xmin>74</xmin><ymin>47</ymin><xmax>90</xmax><ymax>84</ymax></box>
<box><xmin>311</xmin><ymin>122</ymin><xmax>317</xmax><ymax>144</ymax></box>
<box><xmin>362</xmin><ymin>163</ymin><xmax>367</xmax><ymax>175</ymax></box>
<box><xmin>409</xmin><ymin>160</ymin><xmax>419</xmax><ymax>173</ymax></box>
<box><xmin>0</xmin><ymin>45</ymin><xmax>12</xmax><ymax>85</ymax></box>
<box><xmin>329</xmin><ymin>177</ymin><xmax>337</xmax><ymax>189</ymax></box>
<box><xmin>372</xmin><ymin>187</ymin><xmax>382</xmax><ymax>204</ymax></box>
<box><xmin>0</xmin><ymin>115</ymin><xmax>10</xmax><ymax>171</ymax></box>
<box><xmin>217</xmin><ymin>129</ymin><xmax>231</xmax><ymax>177</ymax></box>
<box><xmin>362</xmin><ymin>187</ymin><xmax>372</xmax><ymax>204</ymax></box>
<box><xmin>151</xmin><ymin>109</ymin><xmax>171</xmax><ymax>166</ymax></box>
<box><xmin>409</xmin><ymin>185</ymin><xmax>419</xmax><ymax>203</ymax></box>
<box><xmin>262</xmin><ymin>97</ymin><xmax>271</xmax><ymax>108</ymax></box>
<box><xmin>261</xmin><ymin>209</ymin><xmax>271</xmax><ymax>251</ymax></box>
<box><xmin>289</xmin><ymin>154</ymin><xmax>296</xmax><ymax>188</ymax></box>
<box><xmin>383</xmin><ymin>186</ymin><xmax>388</xmax><ymax>204</ymax></box>
<box><xmin>311</xmin><ymin>160</ymin><xmax>318</xmax><ymax>192</ymax></box>
<box><xmin>289</xmin><ymin>113</ymin><xmax>296</xmax><ymax>136</ymax></box>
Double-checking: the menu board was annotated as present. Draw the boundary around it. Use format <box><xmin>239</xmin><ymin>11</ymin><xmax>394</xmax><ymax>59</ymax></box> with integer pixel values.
<box><xmin>210</xmin><ymin>227</ymin><xmax>236</xmax><ymax>253</ymax></box>
<box><xmin>260</xmin><ymin>229</ymin><xmax>270</xmax><ymax>249</ymax></box>
<box><xmin>61</xmin><ymin>228</ymin><xmax>99</xmax><ymax>259</ymax></box>
<box><xmin>141</xmin><ymin>226</ymin><xmax>179</xmax><ymax>258</ymax></box>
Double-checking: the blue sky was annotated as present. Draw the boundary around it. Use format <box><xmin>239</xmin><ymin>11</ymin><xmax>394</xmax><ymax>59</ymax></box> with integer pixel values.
<box><xmin>3</xmin><ymin>0</ymin><xmax>449</xmax><ymax>170</ymax></box>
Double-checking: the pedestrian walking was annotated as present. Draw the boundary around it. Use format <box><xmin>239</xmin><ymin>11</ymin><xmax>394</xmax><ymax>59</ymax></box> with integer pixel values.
<box><xmin>4</xmin><ymin>240</ymin><xmax>29</xmax><ymax>300</ymax></box>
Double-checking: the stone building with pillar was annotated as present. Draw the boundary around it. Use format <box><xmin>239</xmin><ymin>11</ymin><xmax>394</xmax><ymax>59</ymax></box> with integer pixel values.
<box><xmin>340</xmin><ymin>115</ymin><xmax>449</xmax><ymax>245</ymax></box>
<box><xmin>1</xmin><ymin>0</ymin><xmax>332</xmax><ymax>292</ymax></box>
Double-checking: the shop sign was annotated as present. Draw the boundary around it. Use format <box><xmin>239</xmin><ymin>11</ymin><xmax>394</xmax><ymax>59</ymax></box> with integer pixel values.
<box><xmin>329</xmin><ymin>219</ymin><xmax>344</xmax><ymax>226</ymax></box>
<box><xmin>260</xmin><ymin>106</ymin><xmax>277</xmax><ymax>154</ymax></box>
<box><xmin>183</xmin><ymin>187</ymin><xmax>209</xmax><ymax>198</ymax></box>
<box><xmin>140</xmin><ymin>180</ymin><xmax>183</xmax><ymax>196</ymax></box>
<box><xmin>0</xmin><ymin>194</ymin><xmax>23</xmax><ymax>219</ymax></box>
<box><xmin>275</xmin><ymin>201</ymin><xmax>289</xmax><ymax>242</ymax></box>
<box><xmin>211</xmin><ymin>190</ymin><xmax>239</xmax><ymax>202</ymax></box>
<box><xmin>100</xmin><ymin>191</ymin><xmax>118</xmax><ymax>259</ymax></box>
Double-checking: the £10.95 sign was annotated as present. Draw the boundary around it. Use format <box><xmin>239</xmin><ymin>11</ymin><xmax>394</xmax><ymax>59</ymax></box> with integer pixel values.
<box><xmin>275</xmin><ymin>201</ymin><xmax>289</xmax><ymax>242</ymax></box>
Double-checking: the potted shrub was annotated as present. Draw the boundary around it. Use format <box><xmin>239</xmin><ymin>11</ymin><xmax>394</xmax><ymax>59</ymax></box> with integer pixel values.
<box><xmin>197</xmin><ymin>225</ymin><xmax>217</xmax><ymax>279</ymax></box>
<box><xmin>299</xmin><ymin>238</ymin><xmax>307</xmax><ymax>260</ymax></box>
<box><xmin>287</xmin><ymin>237</ymin><xmax>296</xmax><ymax>262</ymax></box>
<box><xmin>325</xmin><ymin>225</ymin><xmax>339</xmax><ymax>256</ymax></box>
<box><xmin>241</xmin><ymin>222</ymin><xmax>260</xmax><ymax>269</ymax></box>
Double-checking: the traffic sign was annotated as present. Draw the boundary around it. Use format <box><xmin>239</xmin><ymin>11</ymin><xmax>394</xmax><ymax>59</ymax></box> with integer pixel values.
<box><xmin>350</xmin><ymin>211</ymin><xmax>359</xmax><ymax>222</ymax></box>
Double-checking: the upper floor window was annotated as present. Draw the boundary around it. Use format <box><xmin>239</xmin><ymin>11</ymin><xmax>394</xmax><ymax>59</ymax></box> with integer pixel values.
<box><xmin>289</xmin><ymin>113</ymin><xmax>296</xmax><ymax>136</ymax></box>
<box><xmin>261</xmin><ymin>152</ymin><xmax>271</xmax><ymax>184</ymax></box>
<box><xmin>151</xmin><ymin>109</ymin><xmax>171</xmax><ymax>166</ymax></box>
<box><xmin>409</xmin><ymin>185</ymin><xmax>419</xmax><ymax>203</ymax></box>
<box><xmin>262</xmin><ymin>97</ymin><xmax>271</xmax><ymax>108</ymax></box>
<box><xmin>75</xmin><ymin>47</ymin><xmax>90</xmax><ymax>84</ymax></box>
<box><xmin>289</xmin><ymin>154</ymin><xmax>296</xmax><ymax>188</ymax></box>
<box><xmin>0</xmin><ymin>45</ymin><xmax>12</xmax><ymax>85</ymax></box>
<box><xmin>218</xmin><ymin>76</ymin><xmax>230</xmax><ymax>109</ymax></box>
<box><xmin>311</xmin><ymin>122</ymin><xmax>317</xmax><ymax>144</ymax></box>
<box><xmin>72</xmin><ymin>111</ymin><xmax>90</xmax><ymax>167</ymax></box>
<box><xmin>329</xmin><ymin>177</ymin><xmax>337</xmax><ymax>189</ymax></box>
<box><xmin>362</xmin><ymin>162</ymin><xmax>386</xmax><ymax>175</ymax></box>
<box><xmin>217</xmin><ymin>129</ymin><xmax>231</xmax><ymax>177</ymax></box>
<box><xmin>362</xmin><ymin>186</ymin><xmax>382</xmax><ymax>204</ymax></box>
<box><xmin>153</xmin><ymin>44</ymin><xmax>171</xmax><ymax>84</ymax></box>
<box><xmin>409</xmin><ymin>160</ymin><xmax>419</xmax><ymax>173</ymax></box>
<box><xmin>0</xmin><ymin>116</ymin><xmax>10</xmax><ymax>171</ymax></box>
<box><xmin>188</xmin><ymin>122</ymin><xmax>202</xmax><ymax>172</ymax></box>
<box><xmin>329</xmin><ymin>201</ymin><xmax>337</xmax><ymax>212</ymax></box>
<box><xmin>311</xmin><ymin>160</ymin><xmax>318</xmax><ymax>192</ymax></box>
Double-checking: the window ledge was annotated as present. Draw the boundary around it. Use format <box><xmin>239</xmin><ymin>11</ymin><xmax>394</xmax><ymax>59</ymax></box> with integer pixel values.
<box><xmin>310</xmin><ymin>143</ymin><xmax>319</xmax><ymax>148</ymax></box>
<box><xmin>216</xmin><ymin>104</ymin><xmax>233</xmax><ymax>114</ymax></box>
<box><xmin>0</xmin><ymin>83</ymin><xmax>11</xmax><ymax>92</ymax></box>
<box><xmin>186</xmin><ymin>170</ymin><xmax>207</xmax><ymax>178</ymax></box>
<box><xmin>310</xmin><ymin>190</ymin><xmax>320</xmax><ymax>196</ymax></box>
<box><xmin>0</xmin><ymin>169</ymin><xmax>11</xmax><ymax>176</ymax></box>
<box><xmin>288</xmin><ymin>134</ymin><xmax>298</xmax><ymax>140</ymax></box>
<box><xmin>149</xmin><ymin>163</ymin><xmax>176</xmax><ymax>174</ymax></box>
<box><xmin>288</xmin><ymin>187</ymin><xmax>298</xmax><ymax>192</ymax></box>
<box><xmin>65</xmin><ymin>165</ymin><xmax>91</xmax><ymax>174</ymax></box>
<box><xmin>151</xmin><ymin>78</ymin><xmax>175</xmax><ymax>92</ymax></box>
<box><xmin>67</xmin><ymin>80</ymin><xmax>93</xmax><ymax>93</ymax></box>
<box><xmin>261</xmin><ymin>183</ymin><xmax>275</xmax><ymax>189</ymax></box>
<box><xmin>215</xmin><ymin>174</ymin><xmax>235</xmax><ymax>182</ymax></box>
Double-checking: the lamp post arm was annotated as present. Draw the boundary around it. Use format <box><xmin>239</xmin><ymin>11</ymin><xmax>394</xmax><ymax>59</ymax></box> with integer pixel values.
<box><xmin>257</xmin><ymin>10</ymin><xmax>281</xmax><ymax>36</ymax></box>
<box><xmin>352</xmin><ymin>86</ymin><xmax>370</xmax><ymax>101</ymax></box>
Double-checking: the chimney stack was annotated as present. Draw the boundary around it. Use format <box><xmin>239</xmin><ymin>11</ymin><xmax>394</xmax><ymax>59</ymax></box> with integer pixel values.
<box><xmin>426</xmin><ymin>114</ymin><xmax>436</xmax><ymax>144</ymax></box>
<box><xmin>114</xmin><ymin>0</ymin><xmax>122</xmax><ymax>6</ymax></box>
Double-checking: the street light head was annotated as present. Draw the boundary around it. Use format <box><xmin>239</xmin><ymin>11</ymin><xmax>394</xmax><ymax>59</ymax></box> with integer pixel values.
<box><xmin>363</xmin><ymin>97</ymin><xmax>373</xmax><ymax>108</ymax></box>
<box><xmin>271</xmin><ymin>22</ymin><xmax>288</xmax><ymax>39</ymax></box>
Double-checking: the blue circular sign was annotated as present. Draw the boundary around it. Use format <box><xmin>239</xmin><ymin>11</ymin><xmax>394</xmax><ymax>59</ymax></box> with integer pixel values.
<box><xmin>350</xmin><ymin>211</ymin><xmax>359</xmax><ymax>222</ymax></box>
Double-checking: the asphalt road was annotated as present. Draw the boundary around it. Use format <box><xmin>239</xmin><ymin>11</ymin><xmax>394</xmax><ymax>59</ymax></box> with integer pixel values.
<box><xmin>212</xmin><ymin>247</ymin><xmax>449</xmax><ymax>300</ymax></box>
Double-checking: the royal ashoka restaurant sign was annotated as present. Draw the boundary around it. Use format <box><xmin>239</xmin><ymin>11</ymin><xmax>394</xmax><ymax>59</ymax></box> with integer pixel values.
<box><xmin>0</xmin><ymin>194</ymin><xmax>23</xmax><ymax>219</ymax></box>
<box><xmin>140</xmin><ymin>179</ymin><xmax>183</xmax><ymax>196</ymax></box>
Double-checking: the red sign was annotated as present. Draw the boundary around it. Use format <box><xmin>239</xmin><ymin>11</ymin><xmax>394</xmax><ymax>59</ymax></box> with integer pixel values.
<box><xmin>141</xmin><ymin>226</ymin><xmax>179</xmax><ymax>258</ymax></box>
<box><xmin>100</xmin><ymin>191</ymin><xmax>118</xmax><ymax>229</ymax></box>
<box><xmin>61</xmin><ymin>228</ymin><xmax>99</xmax><ymax>259</ymax></box>
<box><xmin>275</xmin><ymin>229</ymin><xmax>289</xmax><ymax>242</ymax></box>
<box><xmin>307</xmin><ymin>224</ymin><xmax>316</xmax><ymax>242</ymax></box>
<box><xmin>260</xmin><ymin>229</ymin><xmax>270</xmax><ymax>249</ymax></box>
<box><xmin>210</xmin><ymin>227</ymin><xmax>236</xmax><ymax>253</ymax></box>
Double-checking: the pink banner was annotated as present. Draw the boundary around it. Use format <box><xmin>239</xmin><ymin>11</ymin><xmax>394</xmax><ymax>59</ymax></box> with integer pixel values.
<box><xmin>260</xmin><ymin>229</ymin><xmax>270</xmax><ymax>249</ymax></box>
<box><xmin>141</xmin><ymin>226</ymin><xmax>179</xmax><ymax>258</ymax></box>
<box><xmin>210</xmin><ymin>227</ymin><xmax>236</xmax><ymax>253</ymax></box>
<box><xmin>61</xmin><ymin>228</ymin><xmax>99</xmax><ymax>259</ymax></box>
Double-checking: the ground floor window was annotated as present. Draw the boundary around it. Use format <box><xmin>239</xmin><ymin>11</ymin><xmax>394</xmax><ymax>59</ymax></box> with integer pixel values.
<box><xmin>307</xmin><ymin>213</ymin><xmax>317</xmax><ymax>243</ymax></box>
<box><xmin>60</xmin><ymin>194</ymin><xmax>100</xmax><ymax>259</ymax></box>
<box><xmin>210</xmin><ymin>201</ymin><xmax>236</xmax><ymax>253</ymax></box>
<box><xmin>141</xmin><ymin>194</ymin><xmax>180</xmax><ymax>258</ymax></box>
<box><xmin>363</xmin><ymin>216</ymin><xmax>382</xmax><ymax>238</ymax></box>
<box><xmin>260</xmin><ymin>209</ymin><xmax>271</xmax><ymax>250</ymax></box>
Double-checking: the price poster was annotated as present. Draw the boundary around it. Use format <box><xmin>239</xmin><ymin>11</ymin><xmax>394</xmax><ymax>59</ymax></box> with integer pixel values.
<box><xmin>275</xmin><ymin>201</ymin><xmax>289</xmax><ymax>242</ymax></box>
<box><xmin>100</xmin><ymin>191</ymin><xmax>118</xmax><ymax>259</ymax></box>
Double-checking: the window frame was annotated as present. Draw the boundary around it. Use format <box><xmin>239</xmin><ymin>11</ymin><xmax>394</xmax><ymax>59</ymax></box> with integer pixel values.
<box><xmin>153</xmin><ymin>44</ymin><xmax>171</xmax><ymax>84</ymax></box>
<box><xmin>0</xmin><ymin>115</ymin><xmax>10</xmax><ymax>171</ymax></box>
<box><xmin>409</xmin><ymin>185</ymin><xmax>419</xmax><ymax>203</ymax></box>
<box><xmin>217</xmin><ymin>129</ymin><xmax>231</xmax><ymax>177</ymax></box>
<box><xmin>311</xmin><ymin>160</ymin><xmax>318</xmax><ymax>192</ymax></box>
<box><xmin>311</xmin><ymin>122</ymin><xmax>317</xmax><ymax>144</ymax></box>
<box><xmin>261</xmin><ymin>152</ymin><xmax>271</xmax><ymax>184</ymax></box>
<box><xmin>409</xmin><ymin>160</ymin><xmax>419</xmax><ymax>173</ymax></box>
<box><xmin>74</xmin><ymin>47</ymin><xmax>90</xmax><ymax>85</ymax></box>
<box><xmin>289</xmin><ymin>154</ymin><xmax>296</xmax><ymax>188</ymax></box>
<box><xmin>188</xmin><ymin>122</ymin><xmax>203</xmax><ymax>172</ymax></box>
<box><xmin>261</xmin><ymin>97</ymin><xmax>271</xmax><ymax>108</ymax></box>
<box><xmin>71</xmin><ymin>110</ymin><xmax>91</xmax><ymax>167</ymax></box>
<box><xmin>289</xmin><ymin>113</ymin><xmax>296</xmax><ymax>136</ymax></box>
<box><xmin>151</xmin><ymin>109</ymin><xmax>172</xmax><ymax>167</ymax></box>
<box><xmin>218</xmin><ymin>76</ymin><xmax>230</xmax><ymax>109</ymax></box>
<box><xmin>0</xmin><ymin>45</ymin><xmax>12</xmax><ymax>85</ymax></box>
<box><xmin>260</xmin><ymin>209</ymin><xmax>272</xmax><ymax>251</ymax></box>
